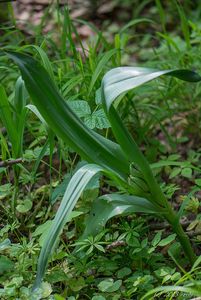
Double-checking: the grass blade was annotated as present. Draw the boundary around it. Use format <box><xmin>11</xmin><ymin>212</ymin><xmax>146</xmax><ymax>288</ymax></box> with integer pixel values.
<box><xmin>88</xmin><ymin>49</ymin><xmax>118</xmax><ymax>97</ymax></box>
<box><xmin>0</xmin><ymin>84</ymin><xmax>18</xmax><ymax>156</ymax></box>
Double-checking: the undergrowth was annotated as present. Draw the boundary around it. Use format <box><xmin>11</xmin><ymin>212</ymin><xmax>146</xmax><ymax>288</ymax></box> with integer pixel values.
<box><xmin>1</xmin><ymin>1</ymin><xmax>201</xmax><ymax>300</ymax></box>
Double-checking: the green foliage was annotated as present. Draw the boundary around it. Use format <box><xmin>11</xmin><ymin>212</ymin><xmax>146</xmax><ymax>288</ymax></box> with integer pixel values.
<box><xmin>1</xmin><ymin>1</ymin><xmax>201</xmax><ymax>299</ymax></box>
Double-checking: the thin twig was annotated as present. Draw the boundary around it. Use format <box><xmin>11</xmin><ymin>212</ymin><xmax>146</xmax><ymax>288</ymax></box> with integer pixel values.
<box><xmin>0</xmin><ymin>158</ymin><xmax>23</xmax><ymax>167</ymax></box>
<box><xmin>149</xmin><ymin>219</ymin><xmax>192</xmax><ymax>230</ymax></box>
<box><xmin>106</xmin><ymin>240</ymin><xmax>126</xmax><ymax>251</ymax></box>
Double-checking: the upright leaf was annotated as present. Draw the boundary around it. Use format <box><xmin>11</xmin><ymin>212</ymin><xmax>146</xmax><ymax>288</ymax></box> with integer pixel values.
<box><xmin>33</xmin><ymin>164</ymin><xmax>102</xmax><ymax>290</ymax></box>
<box><xmin>7</xmin><ymin>51</ymin><xmax>129</xmax><ymax>179</ymax></box>
<box><xmin>101</xmin><ymin>66</ymin><xmax>201</xmax><ymax>205</ymax></box>
<box><xmin>0</xmin><ymin>84</ymin><xmax>18</xmax><ymax>156</ymax></box>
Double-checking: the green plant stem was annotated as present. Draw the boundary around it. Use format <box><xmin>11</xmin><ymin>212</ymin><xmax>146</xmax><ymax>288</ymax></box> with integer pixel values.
<box><xmin>165</xmin><ymin>202</ymin><xmax>196</xmax><ymax>265</ymax></box>
<box><xmin>107</xmin><ymin>106</ymin><xmax>196</xmax><ymax>264</ymax></box>
<box><xmin>133</xmin><ymin>150</ymin><xmax>196</xmax><ymax>264</ymax></box>
<box><xmin>12</xmin><ymin>175</ymin><xmax>19</xmax><ymax>216</ymax></box>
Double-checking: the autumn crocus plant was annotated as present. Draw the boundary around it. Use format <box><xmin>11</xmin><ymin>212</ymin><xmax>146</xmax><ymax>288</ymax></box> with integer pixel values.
<box><xmin>5</xmin><ymin>51</ymin><xmax>201</xmax><ymax>289</ymax></box>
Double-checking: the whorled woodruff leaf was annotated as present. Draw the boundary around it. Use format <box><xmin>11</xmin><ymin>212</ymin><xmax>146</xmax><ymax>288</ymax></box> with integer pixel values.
<box><xmin>82</xmin><ymin>193</ymin><xmax>163</xmax><ymax>238</ymax></box>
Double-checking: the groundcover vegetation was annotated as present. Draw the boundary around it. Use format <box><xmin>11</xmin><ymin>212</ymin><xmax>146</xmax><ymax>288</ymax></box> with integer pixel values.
<box><xmin>1</xmin><ymin>1</ymin><xmax>201</xmax><ymax>299</ymax></box>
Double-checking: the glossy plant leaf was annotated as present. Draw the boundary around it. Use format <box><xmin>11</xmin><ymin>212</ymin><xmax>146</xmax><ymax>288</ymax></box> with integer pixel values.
<box><xmin>101</xmin><ymin>66</ymin><xmax>201</xmax><ymax>205</ymax></box>
<box><xmin>7</xmin><ymin>51</ymin><xmax>129</xmax><ymax>179</ymax></box>
<box><xmin>82</xmin><ymin>193</ymin><xmax>163</xmax><ymax>238</ymax></box>
<box><xmin>102</xmin><ymin>67</ymin><xmax>201</xmax><ymax>106</ymax></box>
<box><xmin>101</xmin><ymin>65</ymin><xmax>200</xmax><ymax>264</ymax></box>
<box><xmin>33</xmin><ymin>164</ymin><xmax>103</xmax><ymax>290</ymax></box>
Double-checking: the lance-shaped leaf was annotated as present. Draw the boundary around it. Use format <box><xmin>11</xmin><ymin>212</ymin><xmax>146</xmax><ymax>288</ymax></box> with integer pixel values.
<box><xmin>101</xmin><ymin>66</ymin><xmax>201</xmax><ymax>205</ymax></box>
<box><xmin>82</xmin><ymin>193</ymin><xmax>164</xmax><ymax>238</ymax></box>
<box><xmin>6</xmin><ymin>51</ymin><xmax>129</xmax><ymax>179</ymax></box>
<box><xmin>33</xmin><ymin>164</ymin><xmax>103</xmax><ymax>290</ymax></box>
<box><xmin>102</xmin><ymin>67</ymin><xmax>201</xmax><ymax>106</ymax></box>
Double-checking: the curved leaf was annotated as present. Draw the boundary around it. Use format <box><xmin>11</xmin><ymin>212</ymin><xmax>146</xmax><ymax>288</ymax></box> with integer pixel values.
<box><xmin>33</xmin><ymin>164</ymin><xmax>103</xmax><ymax>290</ymax></box>
<box><xmin>7</xmin><ymin>51</ymin><xmax>129</xmax><ymax>179</ymax></box>
<box><xmin>101</xmin><ymin>66</ymin><xmax>201</xmax><ymax>205</ymax></box>
<box><xmin>141</xmin><ymin>285</ymin><xmax>201</xmax><ymax>300</ymax></box>
<box><xmin>82</xmin><ymin>193</ymin><xmax>163</xmax><ymax>238</ymax></box>
<box><xmin>102</xmin><ymin>67</ymin><xmax>201</xmax><ymax>107</ymax></box>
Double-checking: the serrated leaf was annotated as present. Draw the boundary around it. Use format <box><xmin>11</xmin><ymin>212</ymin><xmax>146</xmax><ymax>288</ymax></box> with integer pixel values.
<box><xmin>95</xmin><ymin>87</ymin><xmax>102</xmax><ymax>105</ymax></box>
<box><xmin>84</xmin><ymin>109</ymin><xmax>110</xmax><ymax>129</ymax></box>
<box><xmin>84</xmin><ymin>114</ymin><xmax>96</xmax><ymax>129</ymax></box>
<box><xmin>67</xmin><ymin>100</ymin><xmax>91</xmax><ymax>118</ymax></box>
<box><xmin>93</xmin><ymin>109</ymin><xmax>110</xmax><ymax>129</ymax></box>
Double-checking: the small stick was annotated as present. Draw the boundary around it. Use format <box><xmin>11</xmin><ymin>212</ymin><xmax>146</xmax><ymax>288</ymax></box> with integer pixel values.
<box><xmin>106</xmin><ymin>240</ymin><xmax>126</xmax><ymax>251</ymax></box>
<box><xmin>0</xmin><ymin>158</ymin><xmax>23</xmax><ymax>167</ymax></box>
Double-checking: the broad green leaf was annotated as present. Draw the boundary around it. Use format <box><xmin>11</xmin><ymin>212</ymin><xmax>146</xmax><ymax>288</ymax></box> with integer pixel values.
<box><xmin>92</xmin><ymin>296</ymin><xmax>106</xmax><ymax>300</ymax></box>
<box><xmin>67</xmin><ymin>100</ymin><xmax>91</xmax><ymax>118</ymax></box>
<box><xmin>102</xmin><ymin>67</ymin><xmax>201</xmax><ymax>107</ymax></box>
<box><xmin>7</xmin><ymin>51</ymin><xmax>129</xmax><ymax>178</ymax></box>
<box><xmin>16</xmin><ymin>199</ymin><xmax>32</xmax><ymax>213</ymax></box>
<box><xmin>51</xmin><ymin>161</ymin><xmax>100</xmax><ymax>204</ymax></box>
<box><xmin>68</xmin><ymin>277</ymin><xmax>85</xmax><ymax>292</ymax></box>
<box><xmin>82</xmin><ymin>193</ymin><xmax>162</xmax><ymax>238</ymax></box>
<box><xmin>33</xmin><ymin>164</ymin><xmax>102</xmax><ymax>289</ymax></box>
<box><xmin>101</xmin><ymin>66</ymin><xmax>201</xmax><ymax>205</ymax></box>
<box><xmin>98</xmin><ymin>279</ymin><xmax>122</xmax><ymax>293</ymax></box>
<box><xmin>84</xmin><ymin>109</ymin><xmax>110</xmax><ymax>129</ymax></box>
